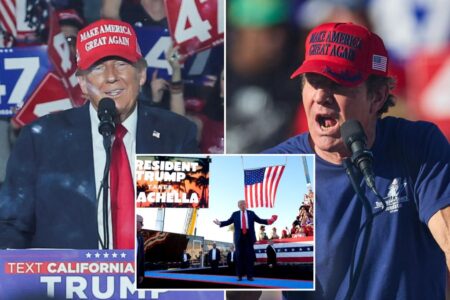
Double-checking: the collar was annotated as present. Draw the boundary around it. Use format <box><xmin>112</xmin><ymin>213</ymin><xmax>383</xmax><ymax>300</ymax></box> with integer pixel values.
<box><xmin>89</xmin><ymin>102</ymin><xmax>137</xmax><ymax>137</ymax></box>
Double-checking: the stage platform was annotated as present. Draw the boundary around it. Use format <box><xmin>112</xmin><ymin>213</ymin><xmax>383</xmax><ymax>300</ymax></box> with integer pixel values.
<box><xmin>141</xmin><ymin>265</ymin><xmax>314</xmax><ymax>289</ymax></box>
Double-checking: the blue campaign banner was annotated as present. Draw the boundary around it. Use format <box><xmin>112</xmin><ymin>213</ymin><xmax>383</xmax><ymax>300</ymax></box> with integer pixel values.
<box><xmin>0</xmin><ymin>249</ymin><xmax>224</xmax><ymax>300</ymax></box>
<box><xmin>134</xmin><ymin>26</ymin><xmax>223</xmax><ymax>85</ymax></box>
<box><xmin>0</xmin><ymin>46</ymin><xmax>53</xmax><ymax>117</ymax></box>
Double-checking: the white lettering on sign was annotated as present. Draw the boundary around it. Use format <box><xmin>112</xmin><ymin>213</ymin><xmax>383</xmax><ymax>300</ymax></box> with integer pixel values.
<box><xmin>175</xmin><ymin>0</ymin><xmax>212</xmax><ymax>43</ymax></box>
<box><xmin>421</xmin><ymin>56</ymin><xmax>450</xmax><ymax>118</ymax></box>
<box><xmin>80</xmin><ymin>25</ymin><xmax>132</xmax><ymax>42</ymax></box>
<box><xmin>40</xmin><ymin>275</ymin><xmax>169</xmax><ymax>299</ymax></box>
<box><xmin>0</xmin><ymin>84</ymin><xmax>6</xmax><ymax>102</ymax></box>
<box><xmin>4</xmin><ymin>57</ymin><xmax>40</xmax><ymax>105</ymax></box>
<box><xmin>92</xmin><ymin>276</ymin><xmax>114</xmax><ymax>299</ymax></box>
<box><xmin>144</xmin><ymin>36</ymin><xmax>173</xmax><ymax>74</ymax></box>
<box><xmin>66</xmin><ymin>276</ymin><xmax>88</xmax><ymax>299</ymax></box>
<box><xmin>217</xmin><ymin>0</ymin><xmax>224</xmax><ymax>35</ymax></box>
<box><xmin>34</xmin><ymin>98</ymin><xmax>72</xmax><ymax>117</ymax></box>
<box><xmin>188</xmin><ymin>49</ymin><xmax>211</xmax><ymax>75</ymax></box>
<box><xmin>53</xmin><ymin>32</ymin><xmax>72</xmax><ymax>72</ymax></box>
<box><xmin>40</xmin><ymin>276</ymin><xmax>62</xmax><ymax>298</ymax></box>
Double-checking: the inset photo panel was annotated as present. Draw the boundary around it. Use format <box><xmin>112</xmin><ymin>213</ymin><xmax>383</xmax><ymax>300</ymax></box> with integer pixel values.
<box><xmin>135</xmin><ymin>154</ymin><xmax>315</xmax><ymax>290</ymax></box>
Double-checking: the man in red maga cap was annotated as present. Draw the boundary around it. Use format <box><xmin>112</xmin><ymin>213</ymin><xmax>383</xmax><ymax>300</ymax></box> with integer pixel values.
<box><xmin>264</xmin><ymin>23</ymin><xmax>450</xmax><ymax>300</ymax></box>
<box><xmin>0</xmin><ymin>19</ymin><xmax>198</xmax><ymax>250</ymax></box>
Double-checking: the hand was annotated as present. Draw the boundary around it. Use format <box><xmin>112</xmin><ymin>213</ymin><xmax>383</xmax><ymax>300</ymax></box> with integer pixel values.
<box><xmin>166</xmin><ymin>44</ymin><xmax>185</xmax><ymax>72</ymax></box>
<box><xmin>150</xmin><ymin>70</ymin><xmax>169</xmax><ymax>103</ymax></box>
<box><xmin>268</xmin><ymin>215</ymin><xmax>278</xmax><ymax>225</ymax></box>
<box><xmin>213</xmin><ymin>219</ymin><xmax>220</xmax><ymax>226</ymax></box>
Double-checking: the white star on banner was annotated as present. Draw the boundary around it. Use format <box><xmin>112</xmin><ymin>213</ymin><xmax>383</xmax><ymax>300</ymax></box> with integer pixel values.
<box><xmin>103</xmin><ymin>253</ymin><xmax>109</xmax><ymax>258</ymax></box>
<box><xmin>120</xmin><ymin>252</ymin><xmax>126</xmax><ymax>258</ymax></box>
<box><xmin>112</xmin><ymin>252</ymin><xmax>118</xmax><ymax>258</ymax></box>
<box><xmin>95</xmin><ymin>252</ymin><xmax>101</xmax><ymax>258</ymax></box>
<box><xmin>86</xmin><ymin>252</ymin><xmax>92</xmax><ymax>258</ymax></box>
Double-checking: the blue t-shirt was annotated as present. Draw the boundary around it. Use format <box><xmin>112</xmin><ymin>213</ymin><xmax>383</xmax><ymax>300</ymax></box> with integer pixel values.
<box><xmin>264</xmin><ymin>117</ymin><xmax>450</xmax><ymax>300</ymax></box>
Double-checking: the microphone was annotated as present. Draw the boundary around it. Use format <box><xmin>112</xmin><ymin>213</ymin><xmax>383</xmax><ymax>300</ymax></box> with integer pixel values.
<box><xmin>96</xmin><ymin>98</ymin><xmax>117</xmax><ymax>249</ymax></box>
<box><xmin>340</xmin><ymin>120</ymin><xmax>376</xmax><ymax>190</ymax></box>
<box><xmin>97</xmin><ymin>98</ymin><xmax>117</xmax><ymax>137</ymax></box>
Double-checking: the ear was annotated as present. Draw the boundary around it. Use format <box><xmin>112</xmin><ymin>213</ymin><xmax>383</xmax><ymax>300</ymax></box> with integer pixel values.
<box><xmin>138</xmin><ymin>66</ymin><xmax>147</xmax><ymax>86</ymax></box>
<box><xmin>77</xmin><ymin>75</ymin><xmax>88</xmax><ymax>95</ymax></box>
<box><xmin>369</xmin><ymin>84</ymin><xmax>389</xmax><ymax>115</ymax></box>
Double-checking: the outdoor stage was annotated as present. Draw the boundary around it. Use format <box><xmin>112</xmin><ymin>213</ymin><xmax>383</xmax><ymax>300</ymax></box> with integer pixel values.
<box><xmin>140</xmin><ymin>264</ymin><xmax>314</xmax><ymax>289</ymax></box>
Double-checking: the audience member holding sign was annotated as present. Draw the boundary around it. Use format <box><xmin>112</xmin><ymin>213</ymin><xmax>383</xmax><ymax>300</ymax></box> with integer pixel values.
<box><xmin>0</xmin><ymin>19</ymin><xmax>198</xmax><ymax>250</ymax></box>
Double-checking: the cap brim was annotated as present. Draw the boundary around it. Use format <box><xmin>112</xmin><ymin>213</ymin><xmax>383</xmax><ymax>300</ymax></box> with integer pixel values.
<box><xmin>78</xmin><ymin>46</ymin><xmax>141</xmax><ymax>70</ymax></box>
<box><xmin>290</xmin><ymin>60</ymin><xmax>368</xmax><ymax>87</ymax></box>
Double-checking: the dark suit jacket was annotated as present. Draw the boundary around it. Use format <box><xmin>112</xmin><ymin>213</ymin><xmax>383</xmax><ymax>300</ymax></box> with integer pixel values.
<box><xmin>219</xmin><ymin>210</ymin><xmax>269</xmax><ymax>246</ymax></box>
<box><xmin>266</xmin><ymin>244</ymin><xmax>277</xmax><ymax>265</ymax></box>
<box><xmin>227</xmin><ymin>251</ymin><xmax>236</xmax><ymax>266</ymax></box>
<box><xmin>208</xmin><ymin>248</ymin><xmax>221</xmax><ymax>263</ymax></box>
<box><xmin>0</xmin><ymin>102</ymin><xmax>198</xmax><ymax>249</ymax></box>
<box><xmin>137</xmin><ymin>234</ymin><xmax>145</xmax><ymax>278</ymax></box>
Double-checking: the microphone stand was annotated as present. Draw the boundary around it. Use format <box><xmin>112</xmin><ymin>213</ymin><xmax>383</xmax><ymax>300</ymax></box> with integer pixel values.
<box><xmin>343</xmin><ymin>158</ymin><xmax>374</xmax><ymax>300</ymax></box>
<box><xmin>97</xmin><ymin>134</ymin><xmax>112</xmax><ymax>249</ymax></box>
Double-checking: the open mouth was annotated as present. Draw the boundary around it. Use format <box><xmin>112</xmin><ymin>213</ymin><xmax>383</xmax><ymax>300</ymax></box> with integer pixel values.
<box><xmin>316</xmin><ymin>114</ymin><xmax>339</xmax><ymax>130</ymax></box>
<box><xmin>105</xmin><ymin>89</ymin><xmax>124</xmax><ymax>97</ymax></box>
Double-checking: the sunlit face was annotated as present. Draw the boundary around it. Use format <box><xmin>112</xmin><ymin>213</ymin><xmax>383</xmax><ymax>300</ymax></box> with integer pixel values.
<box><xmin>78</xmin><ymin>58</ymin><xmax>146</xmax><ymax>122</ymax></box>
<box><xmin>238</xmin><ymin>200</ymin><xmax>246</xmax><ymax>211</ymax></box>
<box><xmin>302</xmin><ymin>73</ymin><xmax>381</xmax><ymax>162</ymax></box>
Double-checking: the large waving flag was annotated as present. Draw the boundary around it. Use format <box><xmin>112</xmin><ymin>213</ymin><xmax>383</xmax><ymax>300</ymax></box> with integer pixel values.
<box><xmin>0</xmin><ymin>0</ymin><xmax>16</xmax><ymax>47</ymax></box>
<box><xmin>244</xmin><ymin>165</ymin><xmax>285</xmax><ymax>208</ymax></box>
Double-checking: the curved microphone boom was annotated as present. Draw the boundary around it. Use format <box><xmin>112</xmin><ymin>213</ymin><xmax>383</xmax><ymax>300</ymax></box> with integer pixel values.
<box><xmin>98</xmin><ymin>98</ymin><xmax>117</xmax><ymax>137</ymax></box>
<box><xmin>340</xmin><ymin>120</ymin><xmax>376</xmax><ymax>190</ymax></box>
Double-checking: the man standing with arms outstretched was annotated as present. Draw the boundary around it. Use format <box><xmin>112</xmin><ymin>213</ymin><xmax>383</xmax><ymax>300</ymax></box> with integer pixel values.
<box><xmin>214</xmin><ymin>200</ymin><xmax>277</xmax><ymax>281</ymax></box>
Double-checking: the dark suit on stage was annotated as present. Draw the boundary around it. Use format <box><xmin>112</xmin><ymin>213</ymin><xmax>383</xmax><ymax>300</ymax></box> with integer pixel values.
<box><xmin>0</xmin><ymin>102</ymin><xmax>198</xmax><ymax>249</ymax></box>
<box><xmin>181</xmin><ymin>252</ymin><xmax>191</xmax><ymax>268</ymax></box>
<box><xmin>137</xmin><ymin>233</ymin><xmax>145</xmax><ymax>287</ymax></box>
<box><xmin>219</xmin><ymin>210</ymin><xmax>269</xmax><ymax>279</ymax></box>
<box><xmin>208</xmin><ymin>248</ymin><xmax>221</xmax><ymax>273</ymax></box>
<box><xmin>266</xmin><ymin>244</ymin><xmax>277</xmax><ymax>267</ymax></box>
<box><xmin>227</xmin><ymin>250</ymin><xmax>236</xmax><ymax>272</ymax></box>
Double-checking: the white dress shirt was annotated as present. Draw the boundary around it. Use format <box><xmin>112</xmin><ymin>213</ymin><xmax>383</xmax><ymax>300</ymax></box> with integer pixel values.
<box><xmin>90</xmin><ymin>103</ymin><xmax>137</xmax><ymax>249</ymax></box>
<box><xmin>240</xmin><ymin>210</ymin><xmax>249</xmax><ymax>230</ymax></box>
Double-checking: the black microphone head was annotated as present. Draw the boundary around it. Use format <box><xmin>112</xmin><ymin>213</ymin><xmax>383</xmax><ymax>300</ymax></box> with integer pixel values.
<box><xmin>98</xmin><ymin>98</ymin><xmax>116</xmax><ymax>118</ymax></box>
<box><xmin>340</xmin><ymin>120</ymin><xmax>367</xmax><ymax>151</ymax></box>
<box><xmin>98</xmin><ymin>98</ymin><xmax>117</xmax><ymax>136</ymax></box>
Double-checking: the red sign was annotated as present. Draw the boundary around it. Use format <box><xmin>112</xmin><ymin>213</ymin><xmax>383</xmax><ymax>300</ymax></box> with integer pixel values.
<box><xmin>407</xmin><ymin>47</ymin><xmax>450</xmax><ymax>140</ymax></box>
<box><xmin>47</xmin><ymin>10</ymin><xmax>85</xmax><ymax>107</ymax></box>
<box><xmin>165</xmin><ymin>0</ymin><xmax>224</xmax><ymax>57</ymax></box>
<box><xmin>13</xmin><ymin>72</ymin><xmax>73</xmax><ymax>126</ymax></box>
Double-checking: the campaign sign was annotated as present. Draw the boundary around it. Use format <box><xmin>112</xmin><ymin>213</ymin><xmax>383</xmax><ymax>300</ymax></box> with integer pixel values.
<box><xmin>48</xmin><ymin>12</ymin><xmax>86</xmax><ymax>107</ymax></box>
<box><xmin>165</xmin><ymin>0</ymin><xmax>224</xmax><ymax>57</ymax></box>
<box><xmin>0</xmin><ymin>46</ymin><xmax>52</xmax><ymax>117</ymax></box>
<box><xmin>12</xmin><ymin>72</ymin><xmax>73</xmax><ymax>127</ymax></box>
<box><xmin>0</xmin><ymin>249</ymin><xmax>223</xmax><ymax>300</ymax></box>
<box><xmin>136</xmin><ymin>156</ymin><xmax>210</xmax><ymax>208</ymax></box>
<box><xmin>135</xmin><ymin>26</ymin><xmax>223</xmax><ymax>85</ymax></box>
<box><xmin>47</xmin><ymin>10</ymin><xmax>84</xmax><ymax>107</ymax></box>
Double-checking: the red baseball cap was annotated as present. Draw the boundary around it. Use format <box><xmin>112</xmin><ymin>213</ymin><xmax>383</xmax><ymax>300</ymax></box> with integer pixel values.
<box><xmin>57</xmin><ymin>9</ymin><xmax>84</xmax><ymax>29</ymax></box>
<box><xmin>76</xmin><ymin>19</ymin><xmax>142</xmax><ymax>70</ymax></box>
<box><xmin>291</xmin><ymin>22</ymin><xmax>388</xmax><ymax>87</ymax></box>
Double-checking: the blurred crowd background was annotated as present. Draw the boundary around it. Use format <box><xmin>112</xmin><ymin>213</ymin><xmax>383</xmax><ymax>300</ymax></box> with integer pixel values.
<box><xmin>0</xmin><ymin>0</ymin><xmax>224</xmax><ymax>186</ymax></box>
<box><xmin>226</xmin><ymin>0</ymin><xmax>450</xmax><ymax>153</ymax></box>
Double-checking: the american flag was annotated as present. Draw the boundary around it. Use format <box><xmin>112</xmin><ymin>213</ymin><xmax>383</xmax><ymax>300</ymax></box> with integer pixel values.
<box><xmin>372</xmin><ymin>54</ymin><xmax>387</xmax><ymax>72</ymax></box>
<box><xmin>244</xmin><ymin>165</ymin><xmax>285</xmax><ymax>208</ymax></box>
<box><xmin>0</xmin><ymin>0</ymin><xmax>16</xmax><ymax>47</ymax></box>
<box><xmin>254</xmin><ymin>237</ymin><xmax>314</xmax><ymax>264</ymax></box>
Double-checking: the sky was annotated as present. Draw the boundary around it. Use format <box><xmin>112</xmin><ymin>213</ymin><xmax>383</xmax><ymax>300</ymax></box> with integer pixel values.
<box><xmin>137</xmin><ymin>154</ymin><xmax>314</xmax><ymax>244</ymax></box>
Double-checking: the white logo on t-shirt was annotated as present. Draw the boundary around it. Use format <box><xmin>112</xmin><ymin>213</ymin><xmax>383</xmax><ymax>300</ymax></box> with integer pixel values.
<box><xmin>374</xmin><ymin>178</ymin><xmax>409</xmax><ymax>213</ymax></box>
